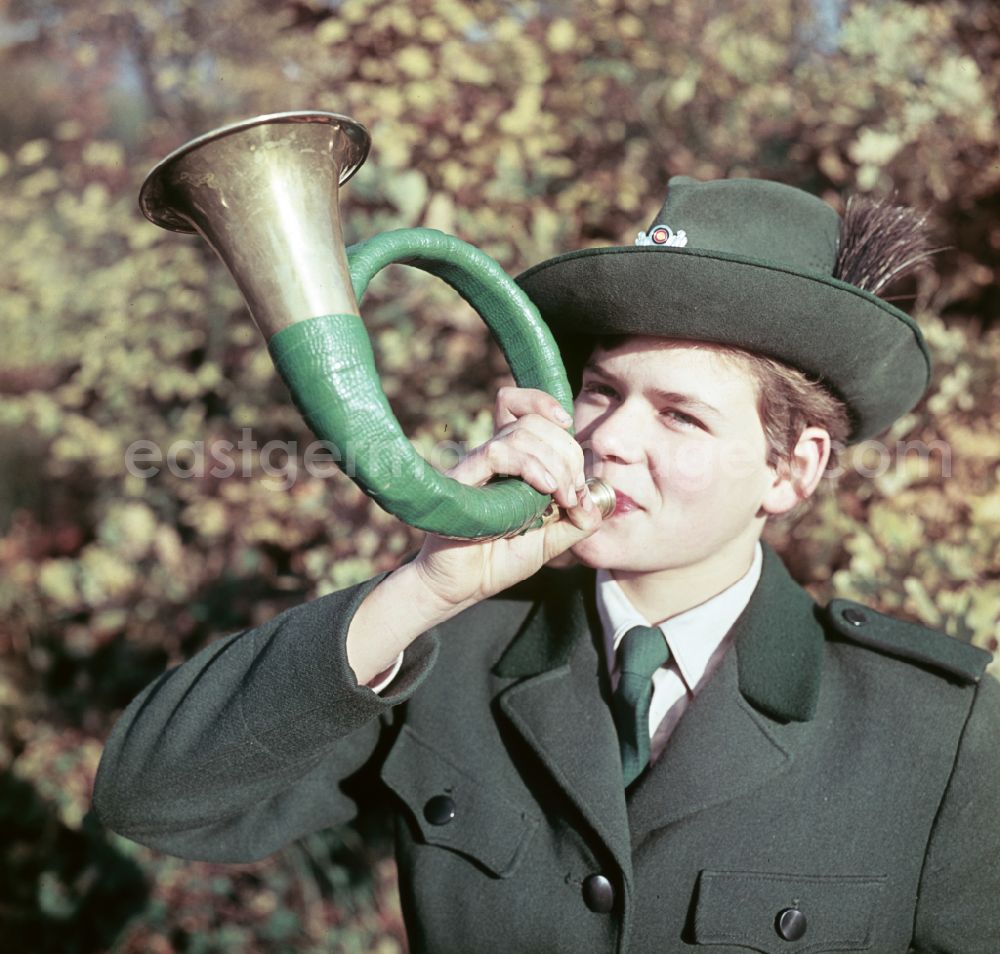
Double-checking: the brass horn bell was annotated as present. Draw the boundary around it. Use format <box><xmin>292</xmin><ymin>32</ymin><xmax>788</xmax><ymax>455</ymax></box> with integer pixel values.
<box><xmin>140</xmin><ymin>111</ymin><xmax>369</xmax><ymax>341</ymax></box>
<box><xmin>139</xmin><ymin>111</ymin><xmax>614</xmax><ymax>538</ymax></box>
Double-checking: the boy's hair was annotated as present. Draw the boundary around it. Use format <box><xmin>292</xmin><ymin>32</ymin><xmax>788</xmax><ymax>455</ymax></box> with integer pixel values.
<box><xmin>587</xmin><ymin>335</ymin><xmax>850</xmax><ymax>478</ymax></box>
<box><xmin>720</xmin><ymin>348</ymin><xmax>850</xmax><ymax>472</ymax></box>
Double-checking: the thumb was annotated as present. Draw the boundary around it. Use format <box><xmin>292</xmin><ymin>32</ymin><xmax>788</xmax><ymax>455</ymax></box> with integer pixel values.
<box><xmin>540</xmin><ymin>501</ymin><xmax>604</xmax><ymax>563</ymax></box>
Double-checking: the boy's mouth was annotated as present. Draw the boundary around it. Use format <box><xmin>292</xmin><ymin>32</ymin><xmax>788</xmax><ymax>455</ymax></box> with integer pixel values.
<box><xmin>612</xmin><ymin>490</ymin><xmax>640</xmax><ymax>515</ymax></box>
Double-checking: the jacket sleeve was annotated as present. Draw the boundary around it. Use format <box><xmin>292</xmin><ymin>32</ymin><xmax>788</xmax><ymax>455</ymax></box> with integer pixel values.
<box><xmin>91</xmin><ymin>572</ymin><xmax>439</xmax><ymax>863</ymax></box>
<box><xmin>912</xmin><ymin>672</ymin><xmax>1000</xmax><ymax>952</ymax></box>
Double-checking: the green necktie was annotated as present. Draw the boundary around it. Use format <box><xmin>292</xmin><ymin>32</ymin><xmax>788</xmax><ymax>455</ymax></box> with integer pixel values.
<box><xmin>612</xmin><ymin>624</ymin><xmax>671</xmax><ymax>787</ymax></box>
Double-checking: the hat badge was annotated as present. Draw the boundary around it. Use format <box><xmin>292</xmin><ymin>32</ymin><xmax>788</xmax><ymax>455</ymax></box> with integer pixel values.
<box><xmin>635</xmin><ymin>224</ymin><xmax>688</xmax><ymax>248</ymax></box>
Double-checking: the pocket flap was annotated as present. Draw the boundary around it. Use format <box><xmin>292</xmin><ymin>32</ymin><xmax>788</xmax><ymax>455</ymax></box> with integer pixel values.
<box><xmin>694</xmin><ymin>869</ymin><xmax>887</xmax><ymax>953</ymax></box>
<box><xmin>380</xmin><ymin>725</ymin><xmax>538</xmax><ymax>878</ymax></box>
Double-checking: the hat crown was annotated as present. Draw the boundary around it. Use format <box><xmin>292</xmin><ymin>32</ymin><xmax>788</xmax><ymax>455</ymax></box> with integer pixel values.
<box><xmin>650</xmin><ymin>176</ymin><xmax>840</xmax><ymax>275</ymax></box>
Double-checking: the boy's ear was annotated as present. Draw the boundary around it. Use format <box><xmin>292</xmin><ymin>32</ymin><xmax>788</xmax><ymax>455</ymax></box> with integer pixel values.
<box><xmin>761</xmin><ymin>427</ymin><xmax>832</xmax><ymax>516</ymax></box>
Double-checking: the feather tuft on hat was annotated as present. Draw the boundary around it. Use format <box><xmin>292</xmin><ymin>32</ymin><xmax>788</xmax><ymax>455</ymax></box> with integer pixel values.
<box><xmin>834</xmin><ymin>195</ymin><xmax>935</xmax><ymax>295</ymax></box>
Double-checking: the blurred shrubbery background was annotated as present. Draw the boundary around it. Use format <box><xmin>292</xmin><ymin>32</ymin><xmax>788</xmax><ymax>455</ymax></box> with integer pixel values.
<box><xmin>0</xmin><ymin>0</ymin><xmax>997</xmax><ymax>950</ymax></box>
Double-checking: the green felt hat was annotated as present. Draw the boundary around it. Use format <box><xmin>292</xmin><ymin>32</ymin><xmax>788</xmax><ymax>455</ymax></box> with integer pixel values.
<box><xmin>515</xmin><ymin>176</ymin><xmax>932</xmax><ymax>443</ymax></box>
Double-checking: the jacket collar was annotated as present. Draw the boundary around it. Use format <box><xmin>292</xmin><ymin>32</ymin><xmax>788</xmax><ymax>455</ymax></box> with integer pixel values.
<box><xmin>493</xmin><ymin>542</ymin><xmax>823</xmax><ymax>723</ymax></box>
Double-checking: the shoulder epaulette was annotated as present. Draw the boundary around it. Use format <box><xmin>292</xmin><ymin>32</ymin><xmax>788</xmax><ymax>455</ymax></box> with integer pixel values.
<box><xmin>825</xmin><ymin>598</ymin><xmax>992</xmax><ymax>684</ymax></box>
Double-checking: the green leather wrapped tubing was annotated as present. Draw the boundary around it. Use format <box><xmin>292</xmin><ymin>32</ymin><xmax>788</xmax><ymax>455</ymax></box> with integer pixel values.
<box><xmin>267</xmin><ymin>228</ymin><xmax>576</xmax><ymax>539</ymax></box>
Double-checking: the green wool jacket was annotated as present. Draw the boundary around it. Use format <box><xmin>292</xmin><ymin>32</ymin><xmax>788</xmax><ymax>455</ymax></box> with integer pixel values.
<box><xmin>93</xmin><ymin>545</ymin><xmax>1000</xmax><ymax>953</ymax></box>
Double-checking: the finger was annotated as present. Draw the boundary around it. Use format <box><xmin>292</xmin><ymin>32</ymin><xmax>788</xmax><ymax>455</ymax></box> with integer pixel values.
<box><xmin>446</xmin><ymin>417</ymin><xmax>585</xmax><ymax>508</ymax></box>
<box><xmin>493</xmin><ymin>426</ymin><xmax>585</xmax><ymax>507</ymax></box>
<box><xmin>445</xmin><ymin>430</ymin><xmax>567</xmax><ymax>502</ymax></box>
<box><xmin>486</xmin><ymin>430</ymin><xmax>579</xmax><ymax>507</ymax></box>
<box><xmin>500</xmin><ymin>416</ymin><xmax>587</xmax><ymax>494</ymax></box>
<box><xmin>444</xmin><ymin>445</ymin><xmax>496</xmax><ymax>487</ymax></box>
<box><xmin>494</xmin><ymin>386</ymin><xmax>574</xmax><ymax>432</ymax></box>
<box><xmin>563</xmin><ymin>486</ymin><xmax>602</xmax><ymax>528</ymax></box>
<box><xmin>541</xmin><ymin>492</ymin><xmax>604</xmax><ymax>560</ymax></box>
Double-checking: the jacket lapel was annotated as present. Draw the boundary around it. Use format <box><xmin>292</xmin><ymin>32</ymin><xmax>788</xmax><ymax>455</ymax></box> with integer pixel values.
<box><xmin>492</xmin><ymin>567</ymin><xmax>633</xmax><ymax>882</ymax></box>
<box><xmin>488</xmin><ymin>546</ymin><xmax>826</xmax><ymax>866</ymax></box>
<box><xmin>627</xmin><ymin>545</ymin><xmax>825</xmax><ymax>842</ymax></box>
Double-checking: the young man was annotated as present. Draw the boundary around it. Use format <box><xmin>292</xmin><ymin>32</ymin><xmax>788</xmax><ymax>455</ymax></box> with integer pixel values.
<box><xmin>94</xmin><ymin>177</ymin><xmax>1000</xmax><ymax>953</ymax></box>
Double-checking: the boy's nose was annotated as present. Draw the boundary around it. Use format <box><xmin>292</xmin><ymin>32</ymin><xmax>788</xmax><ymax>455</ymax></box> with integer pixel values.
<box><xmin>577</xmin><ymin>404</ymin><xmax>644</xmax><ymax>466</ymax></box>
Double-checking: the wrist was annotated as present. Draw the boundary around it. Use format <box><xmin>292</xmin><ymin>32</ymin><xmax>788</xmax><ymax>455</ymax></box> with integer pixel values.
<box><xmin>403</xmin><ymin>558</ymin><xmax>479</xmax><ymax>625</ymax></box>
<box><xmin>345</xmin><ymin>561</ymin><xmax>473</xmax><ymax>687</ymax></box>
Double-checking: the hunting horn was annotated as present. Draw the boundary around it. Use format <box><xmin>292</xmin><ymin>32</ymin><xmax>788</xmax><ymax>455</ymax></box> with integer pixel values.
<box><xmin>139</xmin><ymin>111</ymin><xmax>614</xmax><ymax>538</ymax></box>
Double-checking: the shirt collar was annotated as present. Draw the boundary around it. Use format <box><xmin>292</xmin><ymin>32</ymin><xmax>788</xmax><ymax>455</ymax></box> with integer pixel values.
<box><xmin>494</xmin><ymin>542</ymin><xmax>822</xmax><ymax>724</ymax></box>
<box><xmin>596</xmin><ymin>542</ymin><xmax>763</xmax><ymax>692</ymax></box>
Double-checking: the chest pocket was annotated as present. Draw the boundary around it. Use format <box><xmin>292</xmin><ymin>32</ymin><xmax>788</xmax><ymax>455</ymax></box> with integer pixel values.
<box><xmin>693</xmin><ymin>870</ymin><xmax>887</xmax><ymax>953</ymax></box>
<box><xmin>380</xmin><ymin>724</ymin><xmax>539</xmax><ymax>878</ymax></box>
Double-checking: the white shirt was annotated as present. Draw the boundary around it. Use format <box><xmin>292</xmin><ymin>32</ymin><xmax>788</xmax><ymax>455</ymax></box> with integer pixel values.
<box><xmin>596</xmin><ymin>542</ymin><xmax>763</xmax><ymax>763</ymax></box>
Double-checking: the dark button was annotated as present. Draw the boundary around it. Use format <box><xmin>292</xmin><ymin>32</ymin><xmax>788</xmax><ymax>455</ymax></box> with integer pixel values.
<box><xmin>423</xmin><ymin>795</ymin><xmax>456</xmax><ymax>826</ymax></box>
<box><xmin>582</xmin><ymin>873</ymin><xmax>615</xmax><ymax>913</ymax></box>
<box><xmin>841</xmin><ymin>606</ymin><xmax>868</xmax><ymax>626</ymax></box>
<box><xmin>776</xmin><ymin>907</ymin><xmax>807</xmax><ymax>941</ymax></box>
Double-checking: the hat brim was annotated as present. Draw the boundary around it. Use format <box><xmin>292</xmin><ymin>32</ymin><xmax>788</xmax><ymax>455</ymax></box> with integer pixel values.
<box><xmin>516</xmin><ymin>246</ymin><xmax>931</xmax><ymax>443</ymax></box>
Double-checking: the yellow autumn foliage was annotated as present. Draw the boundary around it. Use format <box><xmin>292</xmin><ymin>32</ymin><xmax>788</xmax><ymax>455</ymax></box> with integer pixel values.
<box><xmin>0</xmin><ymin>0</ymin><xmax>996</xmax><ymax>950</ymax></box>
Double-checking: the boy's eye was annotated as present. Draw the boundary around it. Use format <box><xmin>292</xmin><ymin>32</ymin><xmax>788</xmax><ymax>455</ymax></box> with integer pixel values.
<box><xmin>662</xmin><ymin>409</ymin><xmax>702</xmax><ymax>430</ymax></box>
<box><xmin>580</xmin><ymin>381</ymin><xmax>617</xmax><ymax>398</ymax></box>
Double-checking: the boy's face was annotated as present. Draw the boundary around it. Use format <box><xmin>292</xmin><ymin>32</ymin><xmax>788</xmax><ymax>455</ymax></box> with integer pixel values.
<box><xmin>570</xmin><ymin>336</ymin><xmax>782</xmax><ymax>577</ymax></box>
